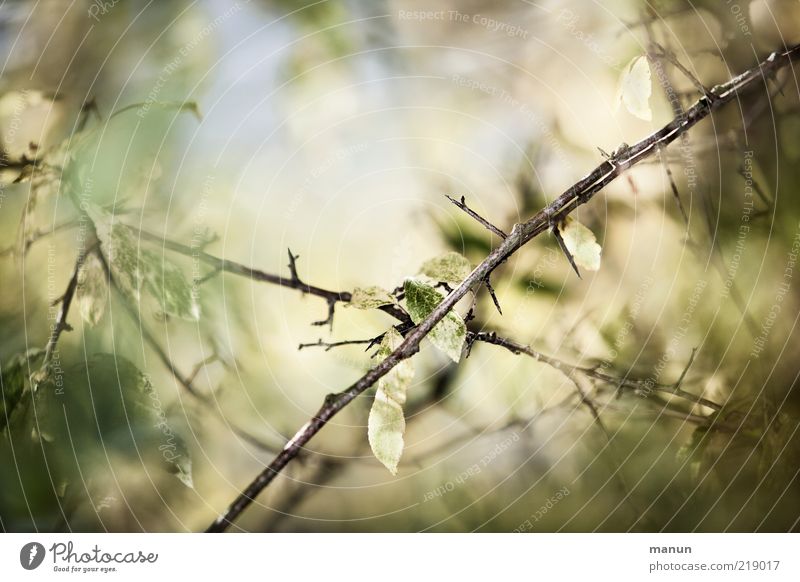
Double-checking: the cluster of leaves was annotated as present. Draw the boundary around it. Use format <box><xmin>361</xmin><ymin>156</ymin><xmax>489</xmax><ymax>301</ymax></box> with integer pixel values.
<box><xmin>348</xmin><ymin>251</ymin><xmax>470</xmax><ymax>472</ymax></box>
<box><xmin>349</xmin><ymin>229</ymin><xmax>603</xmax><ymax>472</ymax></box>
<box><xmin>85</xmin><ymin>205</ymin><xmax>200</xmax><ymax>323</ymax></box>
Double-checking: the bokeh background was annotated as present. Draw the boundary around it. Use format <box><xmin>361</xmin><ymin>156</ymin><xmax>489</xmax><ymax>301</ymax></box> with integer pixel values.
<box><xmin>1</xmin><ymin>0</ymin><xmax>800</xmax><ymax>532</ymax></box>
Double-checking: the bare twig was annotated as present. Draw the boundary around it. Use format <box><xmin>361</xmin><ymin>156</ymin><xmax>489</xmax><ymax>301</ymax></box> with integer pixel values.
<box><xmin>298</xmin><ymin>337</ymin><xmax>380</xmax><ymax>352</ymax></box>
<box><xmin>446</xmin><ymin>195</ymin><xmax>508</xmax><ymax>239</ymax></box>
<box><xmin>649</xmin><ymin>43</ymin><xmax>713</xmax><ymax>99</ymax></box>
<box><xmin>482</xmin><ymin>275</ymin><xmax>503</xmax><ymax>314</ymax></box>
<box><xmin>205</xmin><ymin>45</ymin><xmax>800</xmax><ymax>532</ymax></box>
<box><xmin>656</xmin><ymin>146</ymin><xmax>690</xmax><ymax>227</ymax></box>
<box><xmin>185</xmin><ymin>353</ymin><xmax>221</xmax><ymax>385</ymax></box>
<box><xmin>132</xmin><ymin>228</ymin><xmax>412</xmax><ymax>328</ymax></box>
<box><xmin>38</xmin><ymin>244</ymin><xmax>96</xmax><ymax>377</ymax></box>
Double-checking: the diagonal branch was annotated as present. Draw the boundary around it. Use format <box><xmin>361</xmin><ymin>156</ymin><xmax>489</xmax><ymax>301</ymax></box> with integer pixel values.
<box><xmin>205</xmin><ymin>44</ymin><xmax>800</xmax><ymax>533</ymax></box>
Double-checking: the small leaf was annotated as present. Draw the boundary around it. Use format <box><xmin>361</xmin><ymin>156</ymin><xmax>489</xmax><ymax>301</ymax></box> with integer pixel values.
<box><xmin>560</xmin><ymin>218</ymin><xmax>601</xmax><ymax>272</ymax></box>
<box><xmin>142</xmin><ymin>251</ymin><xmax>200</xmax><ymax>320</ymax></box>
<box><xmin>368</xmin><ymin>328</ymin><xmax>414</xmax><ymax>474</ymax></box>
<box><xmin>615</xmin><ymin>55</ymin><xmax>652</xmax><ymax>121</ymax></box>
<box><xmin>348</xmin><ymin>286</ymin><xmax>396</xmax><ymax>309</ymax></box>
<box><xmin>90</xmin><ymin>206</ymin><xmax>199</xmax><ymax>320</ymax></box>
<box><xmin>91</xmin><ymin>209</ymin><xmax>146</xmax><ymax>300</ymax></box>
<box><xmin>419</xmin><ymin>251</ymin><xmax>473</xmax><ymax>284</ymax></box>
<box><xmin>403</xmin><ymin>279</ymin><xmax>466</xmax><ymax>362</ymax></box>
<box><xmin>0</xmin><ymin>349</ymin><xmax>44</xmax><ymax>433</ymax></box>
<box><xmin>76</xmin><ymin>253</ymin><xmax>108</xmax><ymax>326</ymax></box>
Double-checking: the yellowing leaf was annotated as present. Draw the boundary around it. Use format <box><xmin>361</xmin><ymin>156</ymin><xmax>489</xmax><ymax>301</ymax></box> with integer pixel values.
<box><xmin>403</xmin><ymin>279</ymin><xmax>466</xmax><ymax>362</ymax></box>
<box><xmin>368</xmin><ymin>328</ymin><xmax>414</xmax><ymax>475</ymax></box>
<box><xmin>419</xmin><ymin>251</ymin><xmax>473</xmax><ymax>284</ymax></box>
<box><xmin>76</xmin><ymin>253</ymin><xmax>108</xmax><ymax>326</ymax></box>
<box><xmin>615</xmin><ymin>56</ymin><xmax>652</xmax><ymax>121</ymax></box>
<box><xmin>348</xmin><ymin>286</ymin><xmax>396</xmax><ymax>309</ymax></box>
<box><xmin>560</xmin><ymin>218</ymin><xmax>601</xmax><ymax>272</ymax></box>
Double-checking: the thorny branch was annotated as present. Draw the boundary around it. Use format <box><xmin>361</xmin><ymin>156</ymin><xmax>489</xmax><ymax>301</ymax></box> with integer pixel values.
<box><xmin>470</xmin><ymin>332</ymin><xmax>721</xmax><ymax>413</ymax></box>
<box><xmin>133</xmin><ymin>228</ymin><xmax>412</xmax><ymax>327</ymax></box>
<box><xmin>205</xmin><ymin>44</ymin><xmax>800</xmax><ymax>532</ymax></box>
<box><xmin>445</xmin><ymin>195</ymin><xmax>508</xmax><ymax>239</ymax></box>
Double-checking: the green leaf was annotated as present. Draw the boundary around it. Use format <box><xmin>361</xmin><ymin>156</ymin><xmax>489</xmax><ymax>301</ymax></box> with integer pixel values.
<box><xmin>142</xmin><ymin>251</ymin><xmax>200</xmax><ymax>320</ymax></box>
<box><xmin>90</xmin><ymin>207</ymin><xmax>199</xmax><ymax>320</ymax></box>
<box><xmin>29</xmin><ymin>354</ymin><xmax>193</xmax><ymax>488</ymax></box>
<box><xmin>368</xmin><ymin>328</ymin><xmax>414</xmax><ymax>474</ymax></box>
<box><xmin>419</xmin><ymin>251</ymin><xmax>473</xmax><ymax>284</ymax></box>
<box><xmin>560</xmin><ymin>218</ymin><xmax>602</xmax><ymax>271</ymax></box>
<box><xmin>1</xmin><ymin>349</ymin><xmax>44</xmax><ymax>433</ymax></box>
<box><xmin>615</xmin><ymin>55</ymin><xmax>652</xmax><ymax>121</ymax></box>
<box><xmin>348</xmin><ymin>286</ymin><xmax>396</xmax><ymax>309</ymax></box>
<box><xmin>403</xmin><ymin>279</ymin><xmax>466</xmax><ymax>363</ymax></box>
<box><xmin>91</xmin><ymin>209</ymin><xmax>146</xmax><ymax>300</ymax></box>
<box><xmin>76</xmin><ymin>252</ymin><xmax>108</xmax><ymax>326</ymax></box>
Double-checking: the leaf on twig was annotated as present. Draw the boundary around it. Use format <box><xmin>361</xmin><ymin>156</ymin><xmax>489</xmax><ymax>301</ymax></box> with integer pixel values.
<box><xmin>142</xmin><ymin>252</ymin><xmax>200</xmax><ymax>321</ymax></box>
<box><xmin>348</xmin><ymin>286</ymin><xmax>396</xmax><ymax>309</ymax></box>
<box><xmin>615</xmin><ymin>55</ymin><xmax>652</xmax><ymax>121</ymax></box>
<box><xmin>419</xmin><ymin>251</ymin><xmax>473</xmax><ymax>284</ymax></box>
<box><xmin>76</xmin><ymin>252</ymin><xmax>108</xmax><ymax>326</ymax></box>
<box><xmin>368</xmin><ymin>328</ymin><xmax>414</xmax><ymax>475</ymax></box>
<box><xmin>560</xmin><ymin>218</ymin><xmax>602</xmax><ymax>272</ymax></box>
<box><xmin>404</xmin><ymin>279</ymin><xmax>466</xmax><ymax>362</ymax></box>
<box><xmin>90</xmin><ymin>209</ymin><xmax>146</xmax><ymax>300</ymax></box>
<box><xmin>90</xmin><ymin>207</ymin><xmax>199</xmax><ymax>320</ymax></box>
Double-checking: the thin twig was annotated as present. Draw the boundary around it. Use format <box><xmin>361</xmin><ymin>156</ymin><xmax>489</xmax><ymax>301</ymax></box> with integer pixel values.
<box><xmin>205</xmin><ymin>45</ymin><xmax>800</xmax><ymax>532</ymax></box>
<box><xmin>551</xmin><ymin>224</ymin><xmax>582</xmax><ymax>279</ymax></box>
<box><xmin>644</xmin><ymin>27</ymin><xmax>692</xmax><ymax>228</ymax></box>
<box><xmin>38</xmin><ymin>243</ymin><xmax>98</xmax><ymax>377</ymax></box>
<box><xmin>298</xmin><ymin>337</ymin><xmax>380</xmax><ymax>352</ymax></box>
<box><xmin>657</xmin><ymin>146</ymin><xmax>690</xmax><ymax>227</ymax></box>
<box><xmin>132</xmin><ymin>228</ymin><xmax>412</xmax><ymax>328</ymax></box>
<box><xmin>470</xmin><ymin>332</ymin><xmax>721</xmax><ymax>411</ymax></box>
<box><xmin>445</xmin><ymin>195</ymin><xmax>508</xmax><ymax>239</ymax></box>
<box><xmin>482</xmin><ymin>275</ymin><xmax>503</xmax><ymax>314</ymax></box>
<box><xmin>649</xmin><ymin>44</ymin><xmax>713</xmax><ymax>99</ymax></box>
